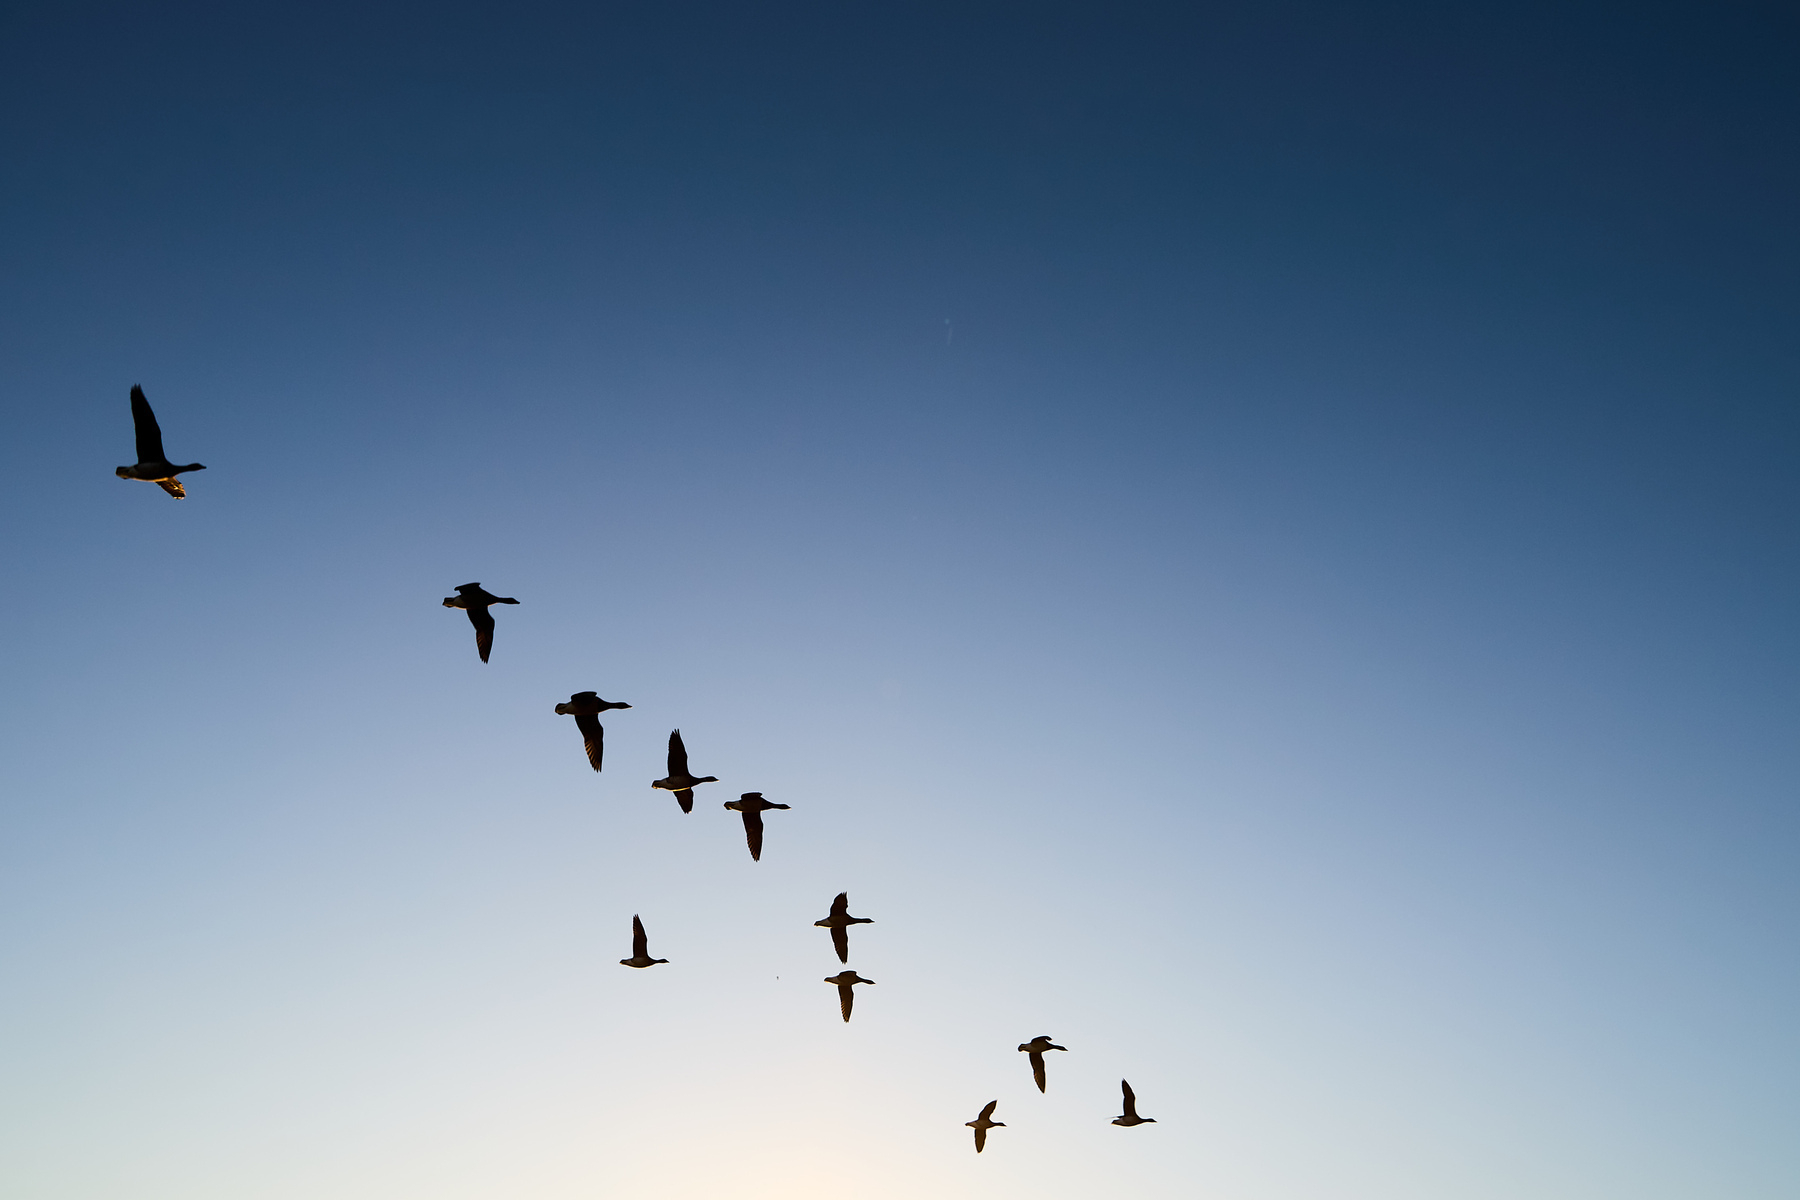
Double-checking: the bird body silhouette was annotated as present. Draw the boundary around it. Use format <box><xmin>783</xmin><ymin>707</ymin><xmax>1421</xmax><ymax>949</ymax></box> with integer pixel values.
<box><xmin>823</xmin><ymin>970</ymin><xmax>874</xmax><ymax>1021</ymax></box>
<box><xmin>1018</xmin><ymin>1035</ymin><xmax>1067</xmax><ymax>1092</ymax></box>
<box><xmin>966</xmin><ymin>1100</ymin><xmax>1004</xmax><ymax>1153</ymax></box>
<box><xmin>814</xmin><ymin>892</ymin><xmax>873</xmax><ymax>963</ymax></box>
<box><xmin>1112</xmin><ymin>1079</ymin><xmax>1156</xmax><ymax>1126</ymax></box>
<box><xmin>116</xmin><ymin>385</ymin><xmax>205</xmax><ymax>498</ymax></box>
<box><xmin>724</xmin><ymin>792</ymin><xmax>790</xmax><ymax>861</ymax></box>
<box><xmin>651</xmin><ymin>729</ymin><xmax>717</xmax><ymax>812</ymax></box>
<box><xmin>441</xmin><ymin>583</ymin><xmax>519</xmax><ymax>663</ymax></box>
<box><xmin>554</xmin><ymin>691</ymin><xmax>631</xmax><ymax>772</ymax></box>
<box><xmin>619</xmin><ymin>915</ymin><xmax>667</xmax><ymax>968</ymax></box>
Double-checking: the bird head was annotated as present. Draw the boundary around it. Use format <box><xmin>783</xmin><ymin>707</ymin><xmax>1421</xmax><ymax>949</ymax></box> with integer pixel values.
<box><xmin>115</xmin><ymin>466</ymin><xmax>131</xmax><ymax>478</ymax></box>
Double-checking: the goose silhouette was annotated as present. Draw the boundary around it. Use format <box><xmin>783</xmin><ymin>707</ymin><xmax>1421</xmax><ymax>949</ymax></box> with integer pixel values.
<box><xmin>965</xmin><ymin>1100</ymin><xmax>1004</xmax><ymax>1153</ymax></box>
<box><xmin>441</xmin><ymin>583</ymin><xmax>518</xmax><ymax>663</ymax></box>
<box><xmin>1018</xmin><ymin>1035</ymin><xmax>1067</xmax><ymax>1093</ymax></box>
<box><xmin>619</xmin><ymin>915</ymin><xmax>667</xmax><ymax>968</ymax></box>
<box><xmin>723</xmin><ymin>792</ymin><xmax>790</xmax><ymax>861</ymax></box>
<box><xmin>115</xmin><ymin>385</ymin><xmax>204</xmax><ymax>498</ymax></box>
<box><xmin>813</xmin><ymin>892</ymin><xmax>872</xmax><ymax>963</ymax></box>
<box><xmin>823</xmin><ymin>970</ymin><xmax>874</xmax><ymax>1022</ymax></box>
<box><xmin>1112</xmin><ymin>1079</ymin><xmax>1156</xmax><ymax>1126</ymax></box>
<box><xmin>554</xmin><ymin>691</ymin><xmax>631</xmax><ymax>772</ymax></box>
<box><xmin>651</xmin><ymin>729</ymin><xmax>717</xmax><ymax>813</ymax></box>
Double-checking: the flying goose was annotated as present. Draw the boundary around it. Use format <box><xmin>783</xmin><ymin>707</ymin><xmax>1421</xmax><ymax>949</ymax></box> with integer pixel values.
<box><xmin>823</xmin><ymin>970</ymin><xmax>874</xmax><ymax>1022</ymax></box>
<box><xmin>723</xmin><ymin>792</ymin><xmax>790</xmax><ymax>861</ymax></box>
<box><xmin>618</xmin><ymin>914</ymin><xmax>667</xmax><ymax>968</ymax></box>
<box><xmin>651</xmin><ymin>729</ymin><xmax>717</xmax><ymax>813</ymax></box>
<box><xmin>441</xmin><ymin>583</ymin><xmax>519</xmax><ymax>663</ymax></box>
<box><xmin>813</xmin><ymin>892</ymin><xmax>872</xmax><ymax>963</ymax></box>
<box><xmin>116</xmin><ymin>385</ymin><xmax>205</xmax><ymax>498</ymax></box>
<box><xmin>553</xmin><ymin>691</ymin><xmax>632</xmax><ymax>772</ymax></box>
<box><xmin>965</xmin><ymin>1100</ymin><xmax>1004</xmax><ymax>1153</ymax></box>
<box><xmin>1112</xmin><ymin>1079</ymin><xmax>1156</xmax><ymax>1126</ymax></box>
<box><xmin>1017</xmin><ymin>1035</ymin><xmax>1067</xmax><ymax>1093</ymax></box>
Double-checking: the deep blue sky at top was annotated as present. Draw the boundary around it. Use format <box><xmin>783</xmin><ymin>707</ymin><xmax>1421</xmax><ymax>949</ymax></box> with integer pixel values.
<box><xmin>6</xmin><ymin>1</ymin><xmax>1797</xmax><ymax>549</ymax></box>
<box><xmin>1</xmin><ymin>2</ymin><xmax>1798</xmax><ymax>1197</ymax></box>
<box><xmin>6</xmin><ymin>0</ymin><xmax>1794</xmax><ymax>783</ymax></box>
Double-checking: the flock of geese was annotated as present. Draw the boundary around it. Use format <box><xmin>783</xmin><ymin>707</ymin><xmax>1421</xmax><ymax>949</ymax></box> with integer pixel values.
<box><xmin>117</xmin><ymin>384</ymin><xmax>1159</xmax><ymax>1154</ymax></box>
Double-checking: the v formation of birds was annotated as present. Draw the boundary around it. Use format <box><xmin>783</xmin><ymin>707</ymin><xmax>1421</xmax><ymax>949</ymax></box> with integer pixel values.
<box><xmin>115</xmin><ymin>385</ymin><xmax>1159</xmax><ymax>1154</ymax></box>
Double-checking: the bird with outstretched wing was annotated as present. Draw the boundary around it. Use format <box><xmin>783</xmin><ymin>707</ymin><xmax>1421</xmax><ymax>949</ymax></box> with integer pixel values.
<box><xmin>651</xmin><ymin>729</ymin><xmax>718</xmax><ymax>813</ymax></box>
<box><xmin>966</xmin><ymin>1100</ymin><xmax>1004</xmax><ymax>1152</ymax></box>
<box><xmin>813</xmin><ymin>891</ymin><xmax>873</xmax><ymax>963</ymax></box>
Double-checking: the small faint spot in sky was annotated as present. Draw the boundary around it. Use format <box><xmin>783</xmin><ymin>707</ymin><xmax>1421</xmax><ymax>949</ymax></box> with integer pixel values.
<box><xmin>945</xmin><ymin>317</ymin><xmax>953</xmax><ymax>345</ymax></box>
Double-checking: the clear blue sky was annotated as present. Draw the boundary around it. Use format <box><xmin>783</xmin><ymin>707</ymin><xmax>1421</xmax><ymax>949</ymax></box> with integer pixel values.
<box><xmin>1</xmin><ymin>3</ymin><xmax>1796</xmax><ymax>1197</ymax></box>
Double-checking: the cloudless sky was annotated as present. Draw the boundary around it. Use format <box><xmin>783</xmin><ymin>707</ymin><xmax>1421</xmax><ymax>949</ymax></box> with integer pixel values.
<box><xmin>1</xmin><ymin>3</ymin><xmax>1797</xmax><ymax>1198</ymax></box>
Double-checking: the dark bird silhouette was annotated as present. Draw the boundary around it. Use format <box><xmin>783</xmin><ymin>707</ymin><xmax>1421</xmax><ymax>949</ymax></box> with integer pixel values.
<box><xmin>1112</xmin><ymin>1079</ymin><xmax>1156</xmax><ymax>1126</ymax></box>
<box><xmin>553</xmin><ymin>692</ymin><xmax>632</xmax><ymax>772</ymax></box>
<box><xmin>619</xmin><ymin>915</ymin><xmax>667</xmax><ymax>968</ymax></box>
<box><xmin>813</xmin><ymin>892</ymin><xmax>873</xmax><ymax>963</ymax></box>
<box><xmin>116</xmin><ymin>385</ymin><xmax>205</xmax><ymax>498</ymax></box>
<box><xmin>823</xmin><ymin>970</ymin><xmax>874</xmax><ymax>1022</ymax></box>
<box><xmin>1018</xmin><ymin>1035</ymin><xmax>1067</xmax><ymax>1093</ymax></box>
<box><xmin>441</xmin><ymin>583</ymin><xmax>519</xmax><ymax>663</ymax></box>
<box><xmin>724</xmin><ymin>792</ymin><xmax>790</xmax><ymax>861</ymax></box>
<box><xmin>651</xmin><ymin>729</ymin><xmax>717</xmax><ymax>813</ymax></box>
<box><xmin>966</xmin><ymin>1100</ymin><xmax>1005</xmax><ymax>1153</ymax></box>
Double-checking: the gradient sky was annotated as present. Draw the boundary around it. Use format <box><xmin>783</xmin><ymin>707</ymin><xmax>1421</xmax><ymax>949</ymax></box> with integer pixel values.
<box><xmin>2</xmin><ymin>3</ymin><xmax>1797</xmax><ymax>1198</ymax></box>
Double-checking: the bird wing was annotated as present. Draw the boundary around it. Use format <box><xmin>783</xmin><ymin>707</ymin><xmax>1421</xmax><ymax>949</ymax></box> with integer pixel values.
<box><xmin>743</xmin><ymin>809</ymin><xmax>764</xmax><ymax>861</ymax></box>
<box><xmin>1030</xmin><ymin>1052</ymin><xmax>1046</xmax><ymax>1092</ymax></box>
<box><xmin>667</xmin><ymin>729</ymin><xmax>690</xmax><ymax>775</ymax></box>
<box><xmin>973</xmin><ymin>1126</ymin><xmax>986</xmax><ymax>1153</ymax></box>
<box><xmin>130</xmin><ymin>386</ymin><xmax>167</xmax><ymax>463</ymax></box>
<box><xmin>838</xmin><ymin>982</ymin><xmax>855</xmax><ymax>1022</ymax></box>
<box><xmin>979</xmin><ymin>1100</ymin><xmax>998</xmax><ymax>1120</ymax></box>
<box><xmin>831</xmin><ymin>892</ymin><xmax>849</xmax><ymax>918</ymax></box>
<box><xmin>154</xmin><ymin>478</ymin><xmax>186</xmax><ymax>498</ymax></box>
<box><xmin>1121</xmin><ymin>1080</ymin><xmax>1138</xmax><ymax>1118</ymax></box>
<box><xmin>632</xmin><ymin>915</ymin><xmax>648</xmax><ymax>958</ymax></box>
<box><xmin>574</xmin><ymin>712</ymin><xmax>605</xmax><ymax>771</ymax></box>
<box><xmin>830</xmin><ymin>924</ymin><xmax>848</xmax><ymax>963</ymax></box>
<box><xmin>466</xmin><ymin>606</ymin><xmax>495</xmax><ymax>662</ymax></box>
<box><xmin>674</xmin><ymin>788</ymin><xmax>694</xmax><ymax>814</ymax></box>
